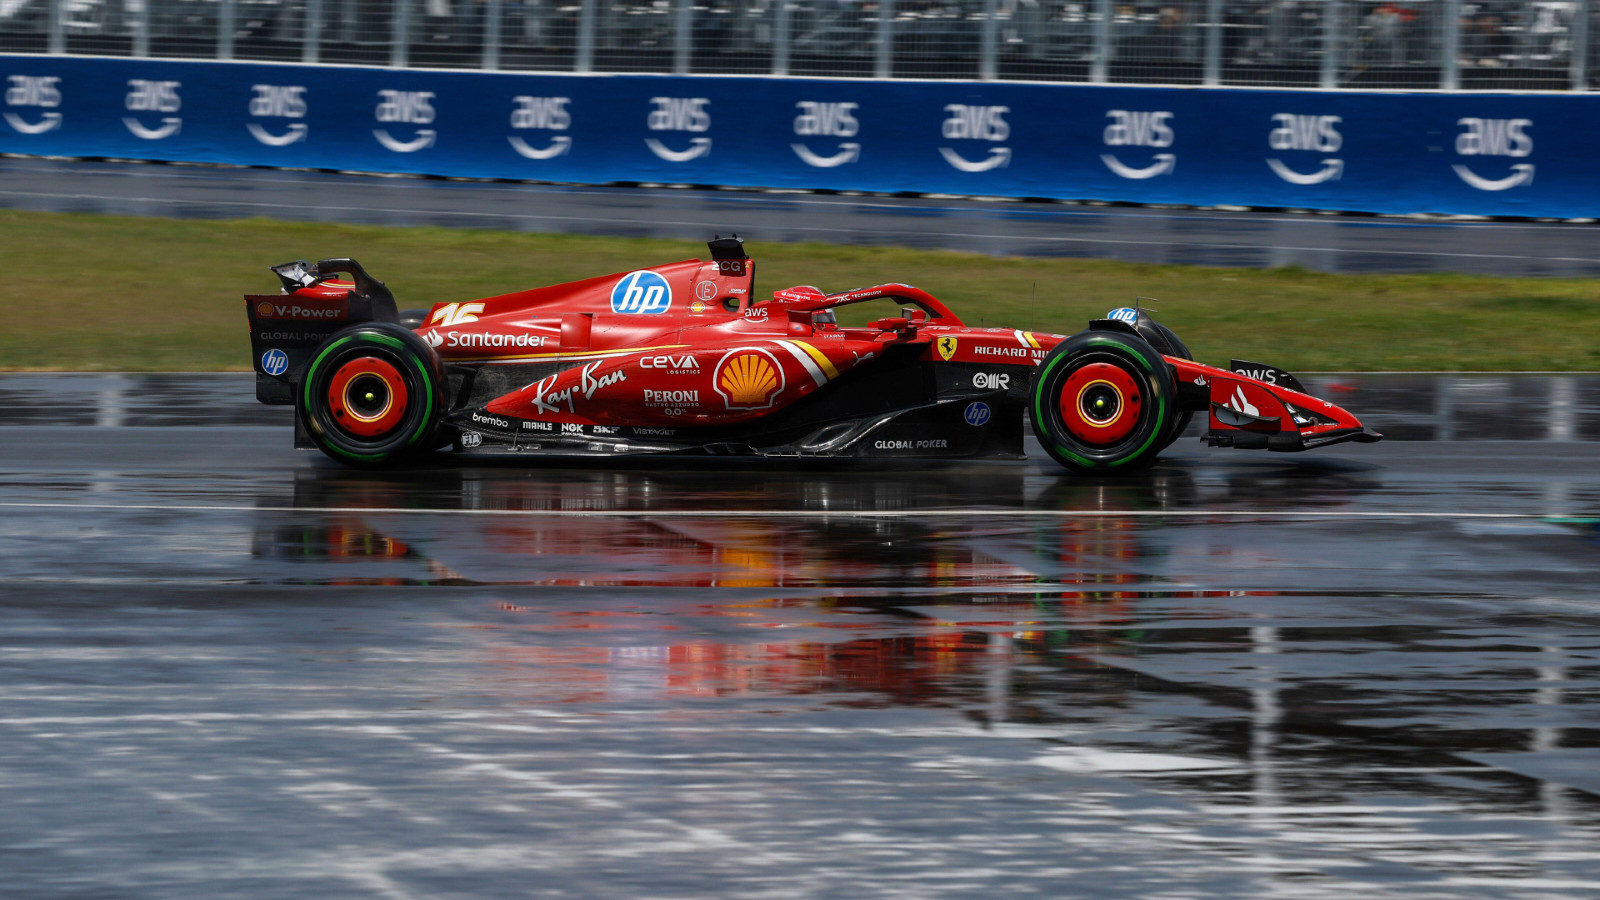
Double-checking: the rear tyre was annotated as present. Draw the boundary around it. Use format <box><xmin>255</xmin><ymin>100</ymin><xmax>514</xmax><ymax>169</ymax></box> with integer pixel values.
<box><xmin>1030</xmin><ymin>330</ymin><xmax>1176</xmax><ymax>475</ymax></box>
<box><xmin>1152</xmin><ymin>323</ymin><xmax>1195</xmax><ymax>449</ymax></box>
<box><xmin>298</xmin><ymin>323</ymin><xmax>445</xmax><ymax>468</ymax></box>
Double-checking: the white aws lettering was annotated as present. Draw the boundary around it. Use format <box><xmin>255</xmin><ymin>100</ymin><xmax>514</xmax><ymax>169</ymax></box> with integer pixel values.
<box><xmin>249</xmin><ymin>85</ymin><xmax>307</xmax><ymax>118</ymax></box>
<box><xmin>941</xmin><ymin>104</ymin><xmax>1009</xmax><ymax>141</ymax></box>
<box><xmin>1269</xmin><ymin>113</ymin><xmax>1341</xmax><ymax>152</ymax></box>
<box><xmin>125</xmin><ymin>80</ymin><xmax>181</xmax><ymax>113</ymax></box>
<box><xmin>648</xmin><ymin>97</ymin><xmax>711</xmax><ymax>132</ymax></box>
<box><xmin>511</xmin><ymin>96</ymin><xmax>571</xmax><ymax>130</ymax></box>
<box><xmin>793</xmin><ymin>101</ymin><xmax>859</xmax><ymax>137</ymax></box>
<box><xmin>375</xmin><ymin>90</ymin><xmax>435</xmax><ymax>125</ymax></box>
<box><xmin>6</xmin><ymin>75</ymin><xmax>60</xmax><ymax>107</ymax></box>
<box><xmin>1456</xmin><ymin>118</ymin><xmax>1533</xmax><ymax>157</ymax></box>
<box><xmin>1103</xmin><ymin>110</ymin><xmax>1174</xmax><ymax>147</ymax></box>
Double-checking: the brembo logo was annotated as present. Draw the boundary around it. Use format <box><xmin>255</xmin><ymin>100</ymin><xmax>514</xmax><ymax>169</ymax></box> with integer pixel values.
<box><xmin>509</xmin><ymin>95</ymin><xmax>571</xmax><ymax>160</ymax></box>
<box><xmin>1101</xmin><ymin>110</ymin><xmax>1176</xmax><ymax>179</ymax></box>
<box><xmin>248</xmin><ymin>84</ymin><xmax>308</xmax><ymax>147</ymax></box>
<box><xmin>4</xmin><ymin>75</ymin><xmax>62</xmax><ymax>135</ymax></box>
<box><xmin>939</xmin><ymin>104</ymin><xmax>1010</xmax><ymax>173</ymax></box>
<box><xmin>792</xmin><ymin>101</ymin><xmax>860</xmax><ymax>168</ymax></box>
<box><xmin>471</xmin><ymin>411</ymin><xmax>511</xmax><ymax>429</ymax></box>
<box><xmin>124</xmin><ymin>79</ymin><xmax>182</xmax><ymax>140</ymax></box>
<box><xmin>646</xmin><ymin>97</ymin><xmax>711</xmax><ymax>162</ymax></box>
<box><xmin>1454</xmin><ymin>118</ymin><xmax>1535</xmax><ymax>191</ymax></box>
<box><xmin>1266</xmin><ymin>113</ymin><xmax>1343</xmax><ymax>185</ymax></box>
<box><xmin>374</xmin><ymin>90</ymin><xmax>435</xmax><ymax>153</ymax></box>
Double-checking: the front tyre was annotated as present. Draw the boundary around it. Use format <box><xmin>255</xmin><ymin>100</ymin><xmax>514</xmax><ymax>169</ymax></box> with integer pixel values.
<box><xmin>298</xmin><ymin>323</ymin><xmax>445</xmax><ymax>468</ymax></box>
<box><xmin>1030</xmin><ymin>330</ymin><xmax>1176</xmax><ymax>475</ymax></box>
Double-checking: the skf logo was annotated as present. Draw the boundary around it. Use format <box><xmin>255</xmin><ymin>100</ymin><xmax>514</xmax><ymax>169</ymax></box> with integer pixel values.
<box><xmin>1101</xmin><ymin>110</ymin><xmax>1175</xmax><ymax>179</ymax></box>
<box><xmin>1454</xmin><ymin>118</ymin><xmax>1534</xmax><ymax>191</ymax></box>
<box><xmin>374</xmin><ymin>90</ymin><xmax>436</xmax><ymax>153</ymax></box>
<box><xmin>1266</xmin><ymin>113</ymin><xmax>1343</xmax><ymax>185</ymax></box>
<box><xmin>429</xmin><ymin>302</ymin><xmax>484</xmax><ymax>327</ymax></box>
<box><xmin>792</xmin><ymin>101</ymin><xmax>860</xmax><ymax>168</ymax></box>
<box><xmin>939</xmin><ymin>104</ymin><xmax>1010</xmax><ymax>172</ymax></box>
<box><xmin>247</xmin><ymin>84</ymin><xmax>308</xmax><ymax>147</ymax></box>
<box><xmin>936</xmin><ymin>336</ymin><xmax>958</xmax><ymax>361</ymax></box>
<box><xmin>715</xmin><ymin>348</ymin><xmax>785</xmax><ymax>410</ymax></box>
<box><xmin>124</xmin><ymin>79</ymin><xmax>182</xmax><ymax>140</ymax></box>
<box><xmin>509</xmin><ymin>95</ymin><xmax>571</xmax><ymax>160</ymax></box>
<box><xmin>4</xmin><ymin>75</ymin><xmax>62</xmax><ymax>135</ymax></box>
<box><xmin>646</xmin><ymin>97</ymin><xmax>711</xmax><ymax>162</ymax></box>
<box><xmin>611</xmin><ymin>271</ymin><xmax>673</xmax><ymax>315</ymax></box>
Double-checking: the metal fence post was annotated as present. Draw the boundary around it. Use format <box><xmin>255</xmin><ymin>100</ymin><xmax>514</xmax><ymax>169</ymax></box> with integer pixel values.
<box><xmin>876</xmin><ymin>0</ymin><xmax>894</xmax><ymax>79</ymax></box>
<box><xmin>979</xmin><ymin>0</ymin><xmax>998</xmax><ymax>80</ymax></box>
<box><xmin>773</xmin><ymin>0</ymin><xmax>791</xmax><ymax>76</ymax></box>
<box><xmin>1440</xmin><ymin>0</ymin><xmax>1460</xmax><ymax>89</ymax></box>
<box><xmin>1572</xmin><ymin>0</ymin><xmax>1591</xmax><ymax>90</ymax></box>
<box><xmin>392</xmin><ymin>0</ymin><xmax>411</xmax><ymax>67</ymax></box>
<box><xmin>1319</xmin><ymin>0</ymin><xmax>1339</xmax><ymax>89</ymax></box>
<box><xmin>484</xmin><ymin>0</ymin><xmax>503</xmax><ymax>69</ymax></box>
<box><xmin>1203</xmin><ymin>0</ymin><xmax>1221</xmax><ymax>85</ymax></box>
<box><xmin>1091</xmin><ymin>0</ymin><xmax>1111</xmax><ymax>82</ymax></box>
<box><xmin>132</xmin><ymin>0</ymin><xmax>150</xmax><ymax>57</ymax></box>
<box><xmin>304</xmin><ymin>0</ymin><xmax>324</xmax><ymax>63</ymax></box>
<box><xmin>218</xmin><ymin>0</ymin><xmax>237</xmax><ymax>60</ymax></box>
<box><xmin>46</xmin><ymin>0</ymin><xmax>64</xmax><ymax>55</ymax></box>
<box><xmin>575</xmin><ymin>0</ymin><xmax>596</xmax><ymax>72</ymax></box>
<box><xmin>674</xmin><ymin>0</ymin><xmax>692</xmax><ymax>75</ymax></box>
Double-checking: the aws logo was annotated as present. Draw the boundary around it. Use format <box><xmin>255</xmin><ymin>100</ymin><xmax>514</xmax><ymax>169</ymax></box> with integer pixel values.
<box><xmin>715</xmin><ymin>348</ymin><xmax>785</xmax><ymax>410</ymax></box>
<box><xmin>1101</xmin><ymin>110</ymin><xmax>1174</xmax><ymax>179</ymax></box>
<box><xmin>374</xmin><ymin>90</ymin><xmax>435</xmax><ymax>153</ymax></box>
<box><xmin>247</xmin><ymin>84</ymin><xmax>307</xmax><ymax>147</ymax></box>
<box><xmin>1266</xmin><ymin>113</ymin><xmax>1343</xmax><ymax>185</ymax></box>
<box><xmin>939</xmin><ymin>104</ymin><xmax>1010</xmax><ymax>173</ymax></box>
<box><xmin>1454</xmin><ymin>117</ymin><xmax>1534</xmax><ymax>191</ymax></box>
<box><xmin>646</xmin><ymin>97</ymin><xmax>711</xmax><ymax>163</ymax></box>
<box><xmin>4</xmin><ymin>75</ymin><xmax>62</xmax><ymax>135</ymax></box>
<box><xmin>792</xmin><ymin>101</ymin><xmax>860</xmax><ymax>168</ymax></box>
<box><xmin>124</xmin><ymin>79</ymin><xmax>181</xmax><ymax>141</ymax></box>
<box><xmin>509</xmin><ymin>95</ymin><xmax>571</xmax><ymax>160</ymax></box>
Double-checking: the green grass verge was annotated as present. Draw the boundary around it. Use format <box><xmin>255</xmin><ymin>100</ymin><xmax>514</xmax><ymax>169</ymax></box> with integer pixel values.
<box><xmin>3</xmin><ymin>208</ymin><xmax>1597</xmax><ymax>371</ymax></box>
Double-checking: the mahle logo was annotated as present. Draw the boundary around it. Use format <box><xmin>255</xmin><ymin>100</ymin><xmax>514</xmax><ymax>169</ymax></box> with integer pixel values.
<box><xmin>792</xmin><ymin>101</ymin><xmax>860</xmax><ymax>168</ymax></box>
<box><xmin>1266</xmin><ymin>113</ymin><xmax>1343</xmax><ymax>185</ymax></box>
<box><xmin>509</xmin><ymin>96</ymin><xmax>571</xmax><ymax>160</ymax></box>
<box><xmin>374</xmin><ymin>90</ymin><xmax>436</xmax><ymax>153</ymax></box>
<box><xmin>4</xmin><ymin>75</ymin><xmax>62</xmax><ymax>135</ymax></box>
<box><xmin>646</xmin><ymin>97</ymin><xmax>711</xmax><ymax>162</ymax></box>
<box><xmin>124</xmin><ymin>79</ymin><xmax>182</xmax><ymax>140</ymax></box>
<box><xmin>247</xmin><ymin>84</ymin><xmax>308</xmax><ymax>147</ymax></box>
<box><xmin>939</xmin><ymin>104</ymin><xmax>1010</xmax><ymax>172</ymax></box>
<box><xmin>1454</xmin><ymin>117</ymin><xmax>1534</xmax><ymax>191</ymax></box>
<box><xmin>1101</xmin><ymin>110</ymin><xmax>1175</xmax><ymax>179</ymax></box>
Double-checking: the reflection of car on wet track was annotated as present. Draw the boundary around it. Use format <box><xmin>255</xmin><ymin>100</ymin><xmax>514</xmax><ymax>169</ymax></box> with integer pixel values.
<box><xmin>245</xmin><ymin>236</ymin><xmax>1380</xmax><ymax>473</ymax></box>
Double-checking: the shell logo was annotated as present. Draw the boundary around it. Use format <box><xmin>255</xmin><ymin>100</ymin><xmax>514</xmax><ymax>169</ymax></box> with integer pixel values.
<box><xmin>714</xmin><ymin>348</ymin><xmax>785</xmax><ymax>410</ymax></box>
<box><xmin>256</xmin><ymin>301</ymin><xmax>274</xmax><ymax>317</ymax></box>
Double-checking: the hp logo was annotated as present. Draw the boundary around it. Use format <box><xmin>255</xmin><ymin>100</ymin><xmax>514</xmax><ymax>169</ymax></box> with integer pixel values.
<box><xmin>260</xmin><ymin>348</ymin><xmax>289</xmax><ymax>376</ymax></box>
<box><xmin>611</xmin><ymin>271</ymin><xmax>673</xmax><ymax>315</ymax></box>
<box><xmin>1107</xmin><ymin>307</ymin><xmax>1139</xmax><ymax>325</ymax></box>
<box><xmin>963</xmin><ymin>401</ymin><xmax>991</xmax><ymax>427</ymax></box>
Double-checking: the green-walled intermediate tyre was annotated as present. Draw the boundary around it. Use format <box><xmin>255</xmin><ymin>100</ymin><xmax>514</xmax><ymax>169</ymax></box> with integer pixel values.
<box><xmin>1152</xmin><ymin>322</ymin><xmax>1195</xmax><ymax>450</ymax></box>
<box><xmin>298</xmin><ymin>323</ymin><xmax>445</xmax><ymax>468</ymax></box>
<box><xmin>1030</xmin><ymin>330</ymin><xmax>1176</xmax><ymax>475</ymax></box>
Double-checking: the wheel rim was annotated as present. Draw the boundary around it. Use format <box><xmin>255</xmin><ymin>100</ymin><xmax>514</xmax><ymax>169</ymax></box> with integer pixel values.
<box><xmin>1060</xmin><ymin>361</ymin><xmax>1141</xmax><ymax>445</ymax></box>
<box><xmin>327</xmin><ymin>356</ymin><xmax>409</xmax><ymax>439</ymax></box>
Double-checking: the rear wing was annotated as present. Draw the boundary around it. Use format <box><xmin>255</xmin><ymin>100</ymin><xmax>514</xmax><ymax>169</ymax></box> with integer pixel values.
<box><xmin>244</xmin><ymin>259</ymin><xmax>400</xmax><ymax>405</ymax></box>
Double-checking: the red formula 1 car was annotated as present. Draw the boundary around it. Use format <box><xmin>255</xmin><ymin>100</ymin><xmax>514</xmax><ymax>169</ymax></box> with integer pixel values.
<box><xmin>244</xmin><ymin>237</ymin><xmax>1380</xmax><ymax>472</ymax></box>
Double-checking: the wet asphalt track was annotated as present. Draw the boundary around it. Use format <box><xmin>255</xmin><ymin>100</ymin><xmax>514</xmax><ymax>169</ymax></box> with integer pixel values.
<box><xmin>3</xmin><ymin>373</ymin><xmax>1600</xmax><ymax>898</ymax></box>
<box><xmin>5</xmin><ymin>156</ymin><xmax>1600</xmax><ymax>276</ymax></box>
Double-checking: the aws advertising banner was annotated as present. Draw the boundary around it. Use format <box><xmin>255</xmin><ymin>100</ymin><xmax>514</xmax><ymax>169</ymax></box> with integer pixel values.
<box><xmin>1</xmin><ymin>54</ymin><xmax>1593</xmax><ymax>217</ymax></box>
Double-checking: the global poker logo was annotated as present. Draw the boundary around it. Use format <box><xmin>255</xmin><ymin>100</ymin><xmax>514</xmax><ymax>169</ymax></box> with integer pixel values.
<box><xmin>610</xmin><ymin>271</ymin><xmax>673</xmax><ymax>315</ymax></box>
<box><xmin>4</xmin><ymin>75</ymin><xmax>62</xmax><ymax>135</ymax></box>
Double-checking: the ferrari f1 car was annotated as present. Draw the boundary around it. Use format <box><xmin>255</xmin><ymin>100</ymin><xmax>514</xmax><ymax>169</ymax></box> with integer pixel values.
<box><xmin>244</xmin><ymin>237</ymin><xmax>1380</xmax><ymax>473</ymax></box>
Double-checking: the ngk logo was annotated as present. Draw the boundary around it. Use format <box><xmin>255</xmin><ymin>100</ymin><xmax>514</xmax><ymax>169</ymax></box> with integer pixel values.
<box><xmin>4</xmin><ymin>75</ymin><xmax>61</xmax><ymax>135</ymax></box>
<box><xmin>123</xmin><ymin>79</ymin><xmax>182</xmax><ymax>140</ymax></box>
<box><xmin>374</xmin><ymin>90</ymin><xmax>436</xmax><ymax>153</ymax></box>
<box><xmin>248</xmin><ymin>85</ymin><xmax>308</xmax><ymax>147</ymax></box>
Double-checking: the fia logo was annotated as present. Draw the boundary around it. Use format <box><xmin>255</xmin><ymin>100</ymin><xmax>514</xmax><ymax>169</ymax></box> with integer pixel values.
<box><xmin>963</xmin><ymin>401</ymin><xmax>991</xmax><ymax>427</ymax></box>
<box><xmin>260</xmin><ymin>348</ymin><xmax>289</xmax><ymax>376</ymax></box>
<box><xmin>1101</xmin><ymin>110</ymin><xmax>1175</xmax><ymax>179</ymax></box>
<box><xmin>939</xmin><ymin>104</ymin><xmax>1010</xmax><ymax>173</ymax></box>
<box><xmin>611</xmin><ymin>271</ymin><xmax>673</xmax><ymax>315</ymax></box>
<box><xmin>4</xmin><ymin>75</ymin><xmax>62</xmax><ymax>135</ymax></box>
<box><xmin>124</xmin><ymin>80</ymin><xmax>182</xmax><ymax>140</ymax></box>
<box><xmin>792</xmin><ymin>101</ymin><xmax>860</xmax><ymax>168</ymax></box>
<box><xmin>374</xmin><ymin>90</ymin><xmax>436</xmax><ymax>153</ymax></box>
<box><xmin>1453</xmin><ymin>118</ymin><xmax>1534</xmax><ymax>191</ymax></box>
<box><xmin>247</xmin><ymin>84</ymin><xmax>308</xmax><ymax>147</ymax></box>
<box><xmin>646</xmin><ymin>97</ymin><xmax>711</xmax><ymax>162</ymax></box>
<box><xmin>1266</xmin><ymin>113</ymin><xmax>1343</xmax><ymax>185</ymax></box>
<box><xmin>509</xmin><ymin>96</ymin><xmax>571</xmax><ymax>160</ymax></box>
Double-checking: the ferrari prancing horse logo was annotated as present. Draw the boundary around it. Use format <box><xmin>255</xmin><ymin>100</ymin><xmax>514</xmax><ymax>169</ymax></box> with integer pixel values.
<box><xmin>936</xmin><ymin>336</ymin><xmax>958</xmax><ymax>361</ymax></box>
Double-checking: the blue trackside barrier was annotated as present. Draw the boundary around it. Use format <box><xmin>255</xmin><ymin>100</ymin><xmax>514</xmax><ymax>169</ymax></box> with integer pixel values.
<box><xmin>2</xmin><ymin>54</ymin><xmax>1595</xmax><ymax>218</ymax></box>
